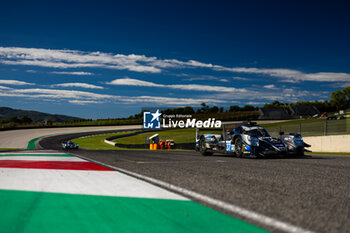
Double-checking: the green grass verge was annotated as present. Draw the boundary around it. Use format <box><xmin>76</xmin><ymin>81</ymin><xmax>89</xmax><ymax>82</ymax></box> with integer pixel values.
<box><xmin>71</xmin><ymin>129</ymin><xmax>221</xmax><ymax>150</ymax></box>
<box><xmin>114</xmin><ymin>128</ymin><xmax>221</xmax><ymax>145</ymax></box>
<box><xmin>71</xmin><ymin>118</ymin><xmax>349</xmax><ymax>151</ymax></box>
<box><xmin>114</xmin><ymin>118</ymin><xmax>349</xmax><ymax>144</ymax></box>
<box><xmin>113</xmin><ymin>147</ymin><xmax>191</xmax><ymax>151</ymax></box>
<box><xmin>0</xmin><ymin>148</ymin><xmax>20</xmax><ymax>151</ymax></box>
<box><xmin>71</xmin><ymin>132</ymin><xmax>132</xmax><ymax>150</ymax></box>
<box><xmin>71</xmin><ymin>129</ymin><xmax>350</xmax><ymax>154</ymax></box>
<box><xmin>27</xmin><ymin>136</ymin><xmax>44</xmax><ymax>149</ymax></box>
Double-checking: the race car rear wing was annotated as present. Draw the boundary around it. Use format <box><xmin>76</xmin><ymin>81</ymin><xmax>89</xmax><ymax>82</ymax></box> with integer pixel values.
<box><xmin>195</xmin><ymin>123</ymin><xmax>242</xmax><ymax>140</ymax></box>
<box><xmin>195</xmin><ymin>127</ymin><xmax>223</xmax><ymax>140</ymax></box>
<box><xmin>222</xmin><ymin>123</ymin><xmax>240</xmax><ymax>140</ymax></box>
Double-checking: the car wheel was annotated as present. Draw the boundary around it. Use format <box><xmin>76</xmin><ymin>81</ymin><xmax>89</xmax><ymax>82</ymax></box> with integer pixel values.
<box><xmin>235</xmin><ymin>137</ymin><xmax>243</xmax><ymax>158</ymax></box>
<box><xmin>199</xmin><ymin>137</ymin><xmax>212</xmax><ymax>156</ymax></box>
<box><xmin>252</xmin><ymin>147</ymin><xmax>263</xmax><ymax>158</ymax></box>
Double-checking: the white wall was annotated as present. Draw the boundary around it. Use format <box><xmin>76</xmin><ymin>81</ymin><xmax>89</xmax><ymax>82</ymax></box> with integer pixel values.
<box><xmin>303</xmin><ymin>134</ymin><xmax>350</xmax><ymax>153</ymax></box>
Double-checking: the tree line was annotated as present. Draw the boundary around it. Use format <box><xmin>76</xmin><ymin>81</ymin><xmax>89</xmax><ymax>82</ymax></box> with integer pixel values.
<box><xmin>0</xmin><ymin>116</ymin><xmax>33</xmax><ymax>124</ymax></box>
<box><xmin>264</xmin><ymin>86</ymin><xmax>350</xmax><ymax>112</ymax></box>
<box><xmin>2</xmin><ymin>86</ymin><xmax>349</xmax><ymax>126</ymax></box>
<box><xmin>143</xmin><ymin>86</ymin><xmax>350</xmax><ymax>117</ymax></box>
<box><xmin>158</xmin><ymin>103</ymin><xmax>259</xmax><ymax>116</ymax></box>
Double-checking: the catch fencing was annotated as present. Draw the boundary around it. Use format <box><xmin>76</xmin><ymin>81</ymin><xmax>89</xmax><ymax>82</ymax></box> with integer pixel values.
<box><xmin>265</xmin><ymin>118</ymin><xmax>349</xmax><ymax>137</ymax></box>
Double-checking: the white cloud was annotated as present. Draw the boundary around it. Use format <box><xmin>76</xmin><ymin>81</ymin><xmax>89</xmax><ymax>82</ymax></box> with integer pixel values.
<box><xmin>183</xmin><ymin>75</ymin><xmax>228</xmax><ymax>82</ymax></box>
<box><xmin>107</xmin><ymin>78</ymin><xmax>160</xmax><ymax>87</ymax></box>
<box><xmin>0</xmin><ymin>85</ymin><xmax>11</xmax><ymax>89</ymax></box>
<box><xmin>0</xmin><ymin>79</ymin><xmax>34</xmax><ymax>85</ymax></box>
<box><xmin>0</xmin><ymin>83</ymin><xmax>329</xmax><ymax>106</ymax></box>
<box><xmin>0</xmin><ymin>47</ymin><xmax>161</xmax><ymax>73</ymax></box>
<box><xmin>52</xmin><ymin>83</ymin><xmax>104</xmax><ymax>89</ymax></box>
<box><xmin>68</xmin><ymin>100</ymin><xmax>103</xmax><ymax>105</ymax></box>
<box><xmin>246</xmin><ymin>101</ymin><xmax>265</xmax><ymax>105</ymax></box>
<box><xmin>330</xmin><ymin>82</ymin><xmax>350</xmax><ymax>88</ymax></box>
<box><xmin>302</xmin><ymin>72</ymin><xmax>350</xmax><ymax>82</ymax></box>
<box><xmin>0</xmin><ymin>46</ymin><xmax>216</xmax><ymax>73</ymax></box>
<box><xmin>51</xmin><ymin>71</ymin><xmax>94</xmax><ymax>75</ymax></box>
<box><xmin>107</xmin><ymin>78</ymin><xmax>247</xmax><ymax>92</ymax></box>
<box><xmin>1</xmin><ymin>46</ymin><xmax>349</xmax><ymax>83</ymax></box>
<box><xmin>185</xmin><ymin>60</ymin><xmax>214</xmax><ymax>68</ymax></box>
<box><xmin>217</xmin><ymin>67</ymin><xmax>350</xmax><ymax>83</ymax></box>
<box><xmin>0</xmin><ymin>87</ymin><xmax>227</xmax><ymax>105</ymax></box>
<box><xmin>263</xmin><ymin>84</ymin><xmax>276</xmax><ymax>89</ymax></box>
<box><xmin>118</xmin><ymin>96</ymin><xmax>227</xmax><ymax>105</ymax></box>
<box><xmin>201</xmin><ymin>85</ymin><xmax>326</xmax><ymax>104</ymax></box>
<box><xmin>170</xmin><ymin>84</ymin><xmax>245</xmax><ymax>92</ymax></box>
<box><xmin>0</xmin><ymin>88</ymin><xmax>112</xmax><ymax>103</ymax></box>
<box><xmin>232</xmin><ymin>76</ymin><xmax>250</xmax><ymax>81</ymax></box>
<box><xmin>219</xmin><ymin>79</ymin><xmax>229</xmax><ymax>82</ymax></box>
<box><xmin>3</xmin><ymin>60</ymin><xmax>107</xmax><ymax>69</ymax></box>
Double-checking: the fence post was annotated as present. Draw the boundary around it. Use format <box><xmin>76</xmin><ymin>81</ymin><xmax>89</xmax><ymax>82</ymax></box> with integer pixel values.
<box><xmin>324</xmin><ymin>118</ymin><xmax>327</xmax><ymax>136</ymax></box>
<box><xmin>299</xmin><ymin>124</ymin><xmax>301</xmax><ymax>135</ymax></box>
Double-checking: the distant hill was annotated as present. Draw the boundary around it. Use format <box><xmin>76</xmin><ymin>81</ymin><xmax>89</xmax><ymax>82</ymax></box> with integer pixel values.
<box><xmin>0</xmin><ymin>107</ymin><xmax>83</xmax><ymax>123</ymax></box>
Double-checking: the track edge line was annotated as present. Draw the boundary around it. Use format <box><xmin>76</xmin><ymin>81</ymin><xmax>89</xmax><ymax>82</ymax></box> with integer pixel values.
<box><xmin>71</xmin><ymin>152</ymin><xmax>315</xmax><ymax>233</ymax></box>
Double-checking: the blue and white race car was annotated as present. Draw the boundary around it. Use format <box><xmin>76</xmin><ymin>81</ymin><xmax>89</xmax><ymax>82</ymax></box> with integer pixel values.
<box><xmin>195</xmin><ymin>122</ymin><xmax>310</xmax><ymax>157</ymax></box>
<box><xmin>62</xmin><ymin>141</ymin><xmax>79</xmax><ymax>149</ymax></box>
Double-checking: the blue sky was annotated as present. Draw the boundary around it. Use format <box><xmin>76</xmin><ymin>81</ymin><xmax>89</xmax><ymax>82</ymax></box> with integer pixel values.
<box><xmin>0</xmin><ymin>0</ymin><xmax>349</xmax><ymax>119</ymax></box>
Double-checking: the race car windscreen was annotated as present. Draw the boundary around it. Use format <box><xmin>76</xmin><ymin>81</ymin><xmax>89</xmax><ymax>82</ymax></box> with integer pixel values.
<box><xmin>245</xmin><ymin>128</ymin><xmax>270</xmax><ymax>137</ymax></box>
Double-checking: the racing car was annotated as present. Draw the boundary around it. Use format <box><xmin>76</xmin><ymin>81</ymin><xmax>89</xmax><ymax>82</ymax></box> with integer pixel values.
<box><xmin>195</xmin><ymin>122</ymin><xmax>310</xmax><ymax>157</ymax></box>
<box><xmin>62</xmin><ymin>141</ymin><xmax>79</xmax><ymax>149</ymax></box>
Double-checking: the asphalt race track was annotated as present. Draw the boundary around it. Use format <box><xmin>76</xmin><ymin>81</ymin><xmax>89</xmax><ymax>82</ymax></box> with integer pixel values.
<box><xmin>0</xmin><ymin>125</ymin><xmax>140</xmax><ymax>148</ymax></box>
<box><xmin>39</xmin><ymin>132</ymin><xmax>350</xmax><ymax>233</ymax></box>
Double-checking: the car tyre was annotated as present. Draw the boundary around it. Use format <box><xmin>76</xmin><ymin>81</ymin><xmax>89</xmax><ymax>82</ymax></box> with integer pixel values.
<box><xmin>235</xmin><ymin>137</ymin><xmax>243</xmax><ymax>158</ymax></box>
<box><xmin>199</xmin><ymin>137</ymin><xmax>213</xmax><ymax>156</ymax></box>
<box><xmin>253</xmin><ymin>147</ymin><xmax>263</xmax><ymax>158</ymax></box>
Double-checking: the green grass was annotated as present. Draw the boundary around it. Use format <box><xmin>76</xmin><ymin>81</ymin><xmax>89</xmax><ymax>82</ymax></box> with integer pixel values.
<box><xmin>0</xmin><ymin>148</ymin><xmax>20</xmax><ymax>151</ymax></box>
<box><xmin>113</xmin><ymin>147</ymin><xmax>191</xmax><ymax>151</ymax></box>
<box><xmin>71</xmin><ymin>132</ymin><xmax>132</xmax><ymax>150</ymax></box>
<box><xmin>114</xmin><ymin>128</ymin><xmax>221</xmax><ymax>145</ymax></box>
<box><xmin>71</xmin><ymin>128</ymin><xmax>221</xmax><ymax>150</ymax></box>
<box><xmin>71</xmin><ymin>117</ymin><xmax>349</xmax><ymax>151</ymax></box>
<box><xmin>260</xmin><ymin>118</ymin><xmax>349</xmax><ymax>137</ymax></box>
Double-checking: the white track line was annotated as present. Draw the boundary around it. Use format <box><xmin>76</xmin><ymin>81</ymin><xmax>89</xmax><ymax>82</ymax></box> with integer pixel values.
<box><xmin>0</xmin><ymin>156</ymin><xmax>85</xmax><ymax>161</ymax></box>
<box><xmin>72</xmin><ymin>153</ymin><xmax>315</xmax><ymax>233</ymax></box>
<box><xmin>0</xmin><ymin>152</ymin><xmax>67</xmax><ymax>155</ymax></box>
<box><xmin>0</xmin><ymin>168</ymin><xmax>188</xmax><ymax>200</ymax></box>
